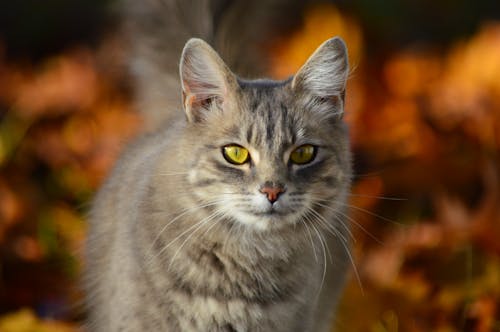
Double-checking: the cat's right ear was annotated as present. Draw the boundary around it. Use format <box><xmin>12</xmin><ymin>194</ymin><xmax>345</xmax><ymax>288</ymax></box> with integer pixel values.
<box><xmin>179</xmin><ymin>38</ymin><xmax>237</xmax><ymax>122</ymax></box>
<box><xmin>292</xmin><ymin>37</ymin><xmax>349</xmax><ymax>118</ymax></box>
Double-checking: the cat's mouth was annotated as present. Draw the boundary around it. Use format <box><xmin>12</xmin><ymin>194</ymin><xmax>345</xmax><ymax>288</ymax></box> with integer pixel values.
<box><xmin>250</xmin><ymin>203</ymin><xmax>294</xmax><ymax>218</ymax></box>
<box><xmin>252</xmin><ymin>209</ymin><xmax>288</xmax><ymax>217</ymax></box>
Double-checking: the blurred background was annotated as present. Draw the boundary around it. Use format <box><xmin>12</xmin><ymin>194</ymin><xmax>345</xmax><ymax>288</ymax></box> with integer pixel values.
<box><xmin>0</xmin><ymin>0</ymin><xmax>499</xmax><ymax>331</ymax></box>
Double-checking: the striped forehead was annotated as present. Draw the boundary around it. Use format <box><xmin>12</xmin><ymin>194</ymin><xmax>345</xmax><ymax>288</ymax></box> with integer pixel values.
<box><xmin>239</xmin><ymin>80</ymin><xmax>297</xmax><ymax>151</ymax></box>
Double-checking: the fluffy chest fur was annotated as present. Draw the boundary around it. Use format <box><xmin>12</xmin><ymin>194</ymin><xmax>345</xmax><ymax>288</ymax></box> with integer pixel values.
<box><xmin>116</xmin><ymin>209</ymin><xmax>321</xmax><ymax>331</ymax></box>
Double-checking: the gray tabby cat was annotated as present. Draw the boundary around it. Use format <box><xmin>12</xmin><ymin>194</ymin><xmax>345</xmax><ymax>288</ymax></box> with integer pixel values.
<box><xmin>85</xmin><ymin>1</ymin><xmax>352</xmax><ymax>331</ymax></box>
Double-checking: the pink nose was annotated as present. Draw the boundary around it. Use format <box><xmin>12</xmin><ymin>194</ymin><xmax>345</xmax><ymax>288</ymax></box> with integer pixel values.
<box><xmin>259</xmin><ymin>184</ymin><xmax>286</xmax><ymax>204</ymax></box>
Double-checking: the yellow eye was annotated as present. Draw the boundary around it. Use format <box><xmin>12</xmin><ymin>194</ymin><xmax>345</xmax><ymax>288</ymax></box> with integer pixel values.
<box><xmin>223</xmin><ymin>145</ymin><xmax>250</xmax><ymax>165</ymax></box>
<box><xmin>290</xmin><ymin>144</ymin><xmax>317</xmax><ymax>165</ymax></box>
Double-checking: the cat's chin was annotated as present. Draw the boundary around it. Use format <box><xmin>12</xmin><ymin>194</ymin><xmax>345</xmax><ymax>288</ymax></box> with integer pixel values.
<box><xmin>230</xmin><ymin>210</ymin><xmax>298</xmax><ymax>231</ymax></box>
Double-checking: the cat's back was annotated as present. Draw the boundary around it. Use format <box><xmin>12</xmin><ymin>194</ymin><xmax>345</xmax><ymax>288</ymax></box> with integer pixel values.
<box><xmin>91</xmin><ymin>125</ymin><xmax>175</xmax><ymax>224</ymax></box>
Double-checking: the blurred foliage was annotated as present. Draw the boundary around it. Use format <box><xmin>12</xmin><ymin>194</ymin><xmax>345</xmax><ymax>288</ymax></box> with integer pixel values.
<box><xmin>0</xmin><ymin>1</ymin><xmax>499</xmax><ymax>331</ymax></box>
<box><xmin>0</xmin><ymin>308</ymin><xmax>77</xmax><ymax>332</ymax></box>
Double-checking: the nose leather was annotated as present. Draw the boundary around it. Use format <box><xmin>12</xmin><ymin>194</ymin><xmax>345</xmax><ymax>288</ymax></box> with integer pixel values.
<box><xmin>259</xmin><ymin>182</ymin><xmax>286</xmax><ymax>204</ymax></box>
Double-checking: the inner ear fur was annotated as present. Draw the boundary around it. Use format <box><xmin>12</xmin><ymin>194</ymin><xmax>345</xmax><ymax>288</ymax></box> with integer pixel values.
<box><xmin>292</xmin><ymin>37</ymin><xmax>349</xmax><ymax>115</ymax></box>
<box><xmin>179</xmin><ymin>38</ymin><xmax>237</xmax><ymax>122</ymax></box>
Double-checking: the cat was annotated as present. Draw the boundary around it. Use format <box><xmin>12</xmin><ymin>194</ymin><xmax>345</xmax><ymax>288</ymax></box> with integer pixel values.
<box><xmin>85</xmin><ymin>1</ymin><xmax>352</xmax><ymax>331</ymax></box>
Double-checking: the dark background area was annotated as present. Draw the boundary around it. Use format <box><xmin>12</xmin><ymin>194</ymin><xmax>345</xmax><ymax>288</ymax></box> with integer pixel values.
<box><xmin>2</xmin><ymin>0</ymin><xmax>500</xmax><ymax>60</ymax></box>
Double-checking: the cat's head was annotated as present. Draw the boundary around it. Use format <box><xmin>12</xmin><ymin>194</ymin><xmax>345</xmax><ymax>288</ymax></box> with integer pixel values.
<box><xmin>177</xmin><ymin>37</ymin><xmax>351</xmax><ymax>231</ymax></box>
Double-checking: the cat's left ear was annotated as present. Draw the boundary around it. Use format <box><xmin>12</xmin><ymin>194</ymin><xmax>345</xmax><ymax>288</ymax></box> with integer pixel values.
<box><xmin>180</xmin><ymin>38</ymin><xmax>237</xmax><ymax>122</ymax></box>
<box><xmin>292</xmin><ymin>37</ymin><xmax>349</xmax><ymax>117</ymax></box>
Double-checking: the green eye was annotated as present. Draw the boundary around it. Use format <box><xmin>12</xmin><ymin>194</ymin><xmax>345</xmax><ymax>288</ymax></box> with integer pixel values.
<box><xmin>290</xmin><ymin>144</ymin><xmax>317</xmax><ymax>165</ymax></box>
<box><xmin>223</xmin><ymin>145</ymin><xmax>250</xmax><ymax>165</ymax></box>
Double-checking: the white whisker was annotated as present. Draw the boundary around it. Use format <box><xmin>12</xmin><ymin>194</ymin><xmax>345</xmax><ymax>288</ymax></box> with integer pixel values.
<box><xmin>223</xmin><ymin>217</ymin><xmax>238</xmax><ymax>249</ymax></box>
<box><xmin>157</xmin><ymin>172</ymin><xmax>190</xmax><ymax>176</ymax></box>
<box><xmin>147</xmin><ymin>199</ymin><xmax>226</xmax><ymax>258</ymax></box>
<box><xmin>348</xmin><ymin>193</ymin><xmax>407</xmax><ymax>201</ymax></box>
<box><xmin>311</xmin><ymin>194</ymin><xmax>403</xmax><ymax>228</ymax></box>
<box><xmin>300</xmin><ymin>214</ymin><xmax>319</xmax><ymax>263</ymax></box>
<box><xmin>149</xmin><ymin>208</ymin><xmax>223</xmax><ymax>266</ymax></box>
<box><xmin>304</xmin><ymin>203</ymin><xmax>364</xmax><ymax>294</ymax></box>
<box><xmin>333</xmin><ymin>208</ymin><xmax>383</xmax><ymax>245</ymax></box>
<box><xmin>342</xmin><ymin>203</ymin><xmax>403</xmax><ymax>226</ymax></box>
<box><xmin>342</xmin><ymin>235</ymin><xmax>364</xmax><ymax>295</ymax></box>
<box><xmin>311</xmin><ymin>201</ymin><xmax>363</xmax><ymax>243</ymax></box>
<box><xmin>168</xmin><ymin>209</ymin><xmax>226</xmax><ymax>270</ymax></box>
<box><xmin>307</xmin><ymin>206</ymin><xmax>349</xmax><ymax>244</ymax></box>
<box><xmin>309</xmin><ymin>220</ymin><xmax>328</xmax><ymax>294</ymax></box>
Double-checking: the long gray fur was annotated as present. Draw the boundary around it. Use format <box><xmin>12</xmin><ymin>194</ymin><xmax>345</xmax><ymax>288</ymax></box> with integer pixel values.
<box><xmin>85</xmin><ymin>1</ymin><xmax>352</xmax><ymax>331</ymax></box>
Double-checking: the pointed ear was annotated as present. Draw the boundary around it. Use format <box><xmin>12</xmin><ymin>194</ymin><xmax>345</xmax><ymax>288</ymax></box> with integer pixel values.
<box><xmin>292</xmin><ymin>37</ymin><xmax>349</xmax><ymax>116</ymax></box>
<box><xmin>179</xmin><ymin>38</ymin><xmax>237</xmax><ymax>122</ymax></box>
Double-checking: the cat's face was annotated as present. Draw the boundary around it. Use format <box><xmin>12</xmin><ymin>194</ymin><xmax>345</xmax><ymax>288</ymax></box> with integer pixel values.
<box><xmin>184</xmin><ymin>82</ymin><xmax>350</xmax><ymax>230</ymax></box>
<box><xmin>179</xmin><ymin>38</ymin><xmax>350</xmax><ymax>231</ymax></box>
